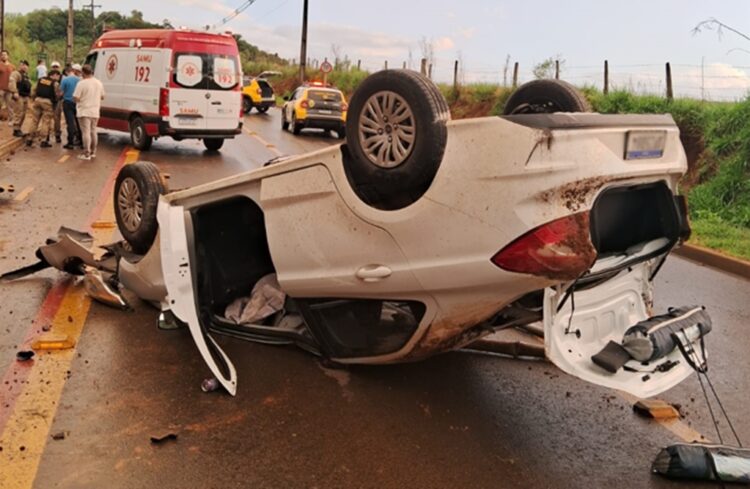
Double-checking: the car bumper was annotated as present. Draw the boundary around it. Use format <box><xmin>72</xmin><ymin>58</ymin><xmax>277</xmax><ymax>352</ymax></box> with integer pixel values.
<box><xmin>158</xmin><ymin>121</ymin><xmax>243</xmax><ymax>139</ymax></box>
<box><xmin>299</xmin><ymin>115</ymin><xmax>345</xmax><ymax>130</ymax></box>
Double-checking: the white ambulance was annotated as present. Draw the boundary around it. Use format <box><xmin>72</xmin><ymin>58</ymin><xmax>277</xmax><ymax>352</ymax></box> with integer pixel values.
<box><xmin>84</xmin><ymin>29</ymin><xmax>244</xmax><ymax>151</ymax></box>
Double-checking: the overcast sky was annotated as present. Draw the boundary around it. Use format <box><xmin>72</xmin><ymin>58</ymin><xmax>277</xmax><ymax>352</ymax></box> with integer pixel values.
<box><xmin>8</xmin><ymin>0</ymin><xmax>750</xmax><ymax>99</ymax></box>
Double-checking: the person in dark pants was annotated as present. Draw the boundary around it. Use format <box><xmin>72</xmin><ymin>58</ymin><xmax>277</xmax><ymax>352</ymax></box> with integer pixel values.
<box><xmin>60</xmin><ymin>63</ymin><xmax>82</xmax><ymax>149</ymax></box>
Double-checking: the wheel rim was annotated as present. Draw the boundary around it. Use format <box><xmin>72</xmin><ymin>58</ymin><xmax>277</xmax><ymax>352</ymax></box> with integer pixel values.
<box><xmin>118</xmin><ymin>177</ymin><xmax>143</xmax><ymax>233</ymax></box>
<box><xmin>358</xmin><ymin>90</ymin><xmax>416</xmax><ymax>169</ymax></box>
<box><xmin>133</xmin><ymin>124</ymin><xmax>144</xmax><ymax>145</ymax></box>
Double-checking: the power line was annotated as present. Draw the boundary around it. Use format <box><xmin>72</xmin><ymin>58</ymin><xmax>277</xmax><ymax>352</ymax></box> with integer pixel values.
<box><xmin>211</xmin><ymin>0</ymin><xmax>257</xmax><ymax>30</ymax></box>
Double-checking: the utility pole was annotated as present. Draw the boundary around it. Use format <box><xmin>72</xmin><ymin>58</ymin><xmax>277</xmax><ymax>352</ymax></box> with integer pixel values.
<box><xmin>83</xmin><ymin>0</ymin><xmax>101</xmax><ymax>40</ymax></box>
<box><xmin>298</xmin><ymin>0</ymin><xmax>308</xmax><ymax>82</ymax></box>
<box><xmin>1</xmin><ymin>0</ymin><xmax>5</xmax><ymax>52</ymax></box>
<box><xmin>66</xmin><ymin>0</ymin><xmax>74</xmax><ymax>66</ymax></box>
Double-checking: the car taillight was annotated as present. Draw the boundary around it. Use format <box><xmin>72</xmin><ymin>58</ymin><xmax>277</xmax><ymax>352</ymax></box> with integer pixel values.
<box><xmin>341</xmin><ymin>102</ymin><xmax>348</xmax><ymax>111</ymax></box>
<box><xmin>257</xmin><ymin>88</ymin><xmax>263</xmax><ymax>96</ymax></box>
<box><xmin>159</xmin><ymin>88</ymin><xmax>169</xmax><ymax>117</ymax></box>
<box><xmin>490</xmin><ymin>212</ymin><xmax>597</xmax><ymax>280</ymax></box>
<box><xmin>300</xmin><ymin>100</ymin><xmax>309</xmax><ymax>109</ymax></box>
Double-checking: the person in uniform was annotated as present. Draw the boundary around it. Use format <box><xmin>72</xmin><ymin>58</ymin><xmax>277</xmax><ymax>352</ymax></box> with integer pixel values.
<box><xmin>8</xmin><ymin>60</ymin><xmax>32</xmax><ymax>137</ymax></box>
<box><xmin>50</xmin><ymin>61</ymin><xmax>63</xmax><ymax>143</ymax></box>
<box><xmin>22</xmin><ymin>70</ymin><xmax>61</xmax><ymax>148</ymax></box>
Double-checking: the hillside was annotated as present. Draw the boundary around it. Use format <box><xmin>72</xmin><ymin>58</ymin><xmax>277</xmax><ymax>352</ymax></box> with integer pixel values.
<box><xmin>2</xmin><ymin>8</ymin><xmax>286</xmax><ymax>76</ymax></box>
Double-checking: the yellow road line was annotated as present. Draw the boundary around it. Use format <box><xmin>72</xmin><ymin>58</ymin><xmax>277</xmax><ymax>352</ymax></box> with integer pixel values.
<box><xmin>618</xmin><ymin>391</ymin><xmax>708</xmax><ymax>443</ymax></box>
<box><xmin>56</xmin><ymin>155</ymin><xmax>69</xmax><ymax>164</ymax></box>
<box><xmin>244</xmin><ymin>128</ymin><xmax>283</xmax><ymax>157</ymax></box>
<box><xmin>12</xmin><ymin>187</ymin><xmax>33</xmax><ymax>202</ymax></box>
<box><xmin>0</xmin><ymin>149</ymin><xmax>139</xmax><ymax>489</ymax></box>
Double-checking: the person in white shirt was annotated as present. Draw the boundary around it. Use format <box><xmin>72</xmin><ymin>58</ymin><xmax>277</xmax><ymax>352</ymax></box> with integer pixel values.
<box><xmin>72</xmin><ymin>64</ymin><xmax>105</xmax><ymax>160</ymax></box>
<box><xmin>36</xmin><ymin>60</ymin><xmax>47</xmax><ymax>80</ymax></box>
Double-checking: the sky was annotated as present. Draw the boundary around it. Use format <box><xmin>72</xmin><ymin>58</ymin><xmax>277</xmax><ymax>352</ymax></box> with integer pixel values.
<box><xmin>8</xmin><ymin>0</ymin><xmax>750</xmax><ymax>100</ymax></box>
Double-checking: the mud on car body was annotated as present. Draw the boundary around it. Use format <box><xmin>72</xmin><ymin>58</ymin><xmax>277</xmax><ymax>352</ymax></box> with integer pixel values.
<box><xmin>4</xmin><ymin>71</ymin><xmax>706</xmax><ymax>398</ymax></box>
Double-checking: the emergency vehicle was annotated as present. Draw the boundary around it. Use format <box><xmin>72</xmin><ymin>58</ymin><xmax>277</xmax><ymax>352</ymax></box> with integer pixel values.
<box><xmin>85</xmin><ymin>29</ymin><xmax>244</xmax><ymax>151</ymax></box>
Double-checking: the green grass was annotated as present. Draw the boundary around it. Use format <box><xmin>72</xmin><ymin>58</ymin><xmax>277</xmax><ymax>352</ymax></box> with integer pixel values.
<box><xmin>690</xmin><ymin>213</ymin><xmax>750</xmax><ymax>261</ymax></box>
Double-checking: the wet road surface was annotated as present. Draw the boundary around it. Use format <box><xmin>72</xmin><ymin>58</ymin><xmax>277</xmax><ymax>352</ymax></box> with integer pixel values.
<box><xmin>0</xmin><ymin>109</ymin><xmax>748</xmax><ymax>488</ymax></box>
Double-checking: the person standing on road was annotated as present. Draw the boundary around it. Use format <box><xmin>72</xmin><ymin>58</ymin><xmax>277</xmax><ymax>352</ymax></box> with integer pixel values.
<box><xmin>22</xmin><ymin>69</ymin><xmax>61</xmax><ymax>148</ymax></box>
<box><xmin>60</xmin><ymin>64</ymin><xmax>82</xmax><ymax>149</ymax></box>
<box><xmin>0</xmin><ymin>50</ymin><xmax>16</xmax><ymax>125</ymax></box>
<box><xmin>35</xmin><ymin>60</ymin><xmax>47</xmax><ymax>81</ymax></box>
<box><xmin>50</xmin><ymin>61</ymin><xmax>63</xmax><ymax>143</ymax></box>
<box><xmin>73</xmin><ymin>64</ymin><xmax>105</xmax><ymax>160</ymax></box>
<box><xmin>8</xmin><ymin>60</ymin><xmax>32</xmax><ymax>137</ymax></box>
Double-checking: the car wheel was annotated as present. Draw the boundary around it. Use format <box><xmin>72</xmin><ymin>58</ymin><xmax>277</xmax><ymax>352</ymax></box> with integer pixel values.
<box><xmin>344</xmin><ymin>69</ymin><xmax>450</xmax><ymax>210</ymax></box>
<box><xmin>114</xmin><ymin>161</ymin><xmax>166</xmax><ymax>254</ymax></box>
<box><xmin>257</xmin><ymin>105</ymin><xmax>270</xmax><ymax>114</ymax></box>
<box><xmin>292</xmin><ymin>114</ymin><xmax>301</xmax><ymax>135</ymax></box>
<box><xmin>336</xmin><ymin>126</ymin><xmax>346</xmax><ymax>140</ymax></box>
<box><xmin>129</xmin><ymin>117</ymin><xmax>153</xmax><ymax>151</ymax></box>
<box><xmin>281</xmin><ymin>112</ymin><xmax>289</xmax><ymax>131</ymax></box>
<box><xmin>203</xmin><ymin>138</ymin><xmax>224</xmax><ymax>151</ymax></box>
<box><xmin>503</xmin><ymin>79</ymin><xmax>591</xmax><ymax>115</ymax></box>
<box><xmin>242</xmin><ymin>97</ymin><xmax>253</xmax><ymax>114</ymax></box>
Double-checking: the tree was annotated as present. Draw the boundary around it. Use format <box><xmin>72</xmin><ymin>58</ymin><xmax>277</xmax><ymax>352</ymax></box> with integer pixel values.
<box><xmin>533</xmin><ymin>55</ymin><xmax>565</xmax><ymax>79</ymax></box>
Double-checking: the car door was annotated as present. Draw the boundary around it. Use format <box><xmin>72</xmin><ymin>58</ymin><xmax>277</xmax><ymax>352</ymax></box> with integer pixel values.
<box><xmin>205</xmin><ymin>54</ymin><xmax>241</xmax><ymax>131</ymax></box>
<box><xmin>260</xmin><ymin>163</ymin><xmax>438</xmax><ymax>363</ymax></box>
<box><xmin>170</xmin><ymin>52</ymin><xmax>208</xmax><ymax>131</ymax></box>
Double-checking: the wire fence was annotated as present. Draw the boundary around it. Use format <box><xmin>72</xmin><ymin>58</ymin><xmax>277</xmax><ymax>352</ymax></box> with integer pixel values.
<box><xmin>295</xmin><ymin>56</ymin><xmax>750</xmax><ymax>102</ymax></box>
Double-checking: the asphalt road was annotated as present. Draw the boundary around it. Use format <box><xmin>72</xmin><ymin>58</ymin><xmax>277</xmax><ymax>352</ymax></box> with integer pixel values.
<box><xmin>0</xmin><ymin>109</ymin><xmax>748</xmax><ymax>488</ymax></box>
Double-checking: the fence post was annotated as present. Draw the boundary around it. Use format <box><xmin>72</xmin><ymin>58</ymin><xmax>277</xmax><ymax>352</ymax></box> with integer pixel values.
<box><xmin>555</xmin><ymin>60</ymin><xmax>560</xmax><ymax>80</ymax></box>
<box><xmin>357</xmin><ymin>59</ymin><xmax>361</xmax><ymax>70</ymax></box>
<box><xmin>666</xmin><ymin>62</ymin><xmax>673</xmax><ymax>101</ymax></box>
<box><xmin>604</xmin><ymin>60</ymin><xmax>609</xmax><ymax>95</ymax></box>
<box><xmin>384</xmin><ymin>60</ymin><xmax>388</xmax><ymax>70</ymax></box>
<box><xmin>403</xmin><ymin>61</ymin><xmax>407</xmax><ymax>69</ymax></box>
<box><xmin>428</xmin><ymin>63</ymin><xmax>433</xmax><ymax>78</ymax></box>
<box><xmin>512</xmin><ymin>62</ymin><xmax>519</xmax><ymax>88</ymax></box>
<box><xmin>420</xmin><ymin>58</ymin><xmax>427</xmax><ymax>75</ymax></box>
<box><xmin>453</xmin><ymin>60</ymin><xmax>459</xmax><ymax>90</ymax></box>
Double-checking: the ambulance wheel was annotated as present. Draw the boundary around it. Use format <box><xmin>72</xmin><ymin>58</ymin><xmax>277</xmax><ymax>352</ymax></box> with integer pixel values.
<box><xmin>292</xmin><ymin>114</ymin><xmax>302</xmax><ymax>135</ymax></box>
<box><xmin>203</xmin><ymin>138</ymin><xmax>224</xmax><ymax>151</ymax></box>
<box><xmin>281</xmin><ymin>113</ymin><xmax>289</xmax><ymax>131</ymax></box>
<box><xmin>243</xmin><ymin>97</ymin><xmax>253</xmax><ymax>114</ymax></box>
<box><xmin>114</xmin><ymin>161</ymin><xmax>166</xmax><ymax>254</ymax></box>
<box><xmin>130</xmin><ymin>117</ymin><xmax>153</xmax><ymax>151</ymax></box>
<box><xmin>257</xmin><ymin>105</ymin><xmax>270</xmax><ymax>114</ymax></box>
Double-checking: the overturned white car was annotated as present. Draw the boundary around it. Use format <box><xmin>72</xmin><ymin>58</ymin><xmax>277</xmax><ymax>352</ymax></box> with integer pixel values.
<box><xmin>6</xmin><ymin>71</ymin><xmax>708</xmax><ymax>397</ymax></box>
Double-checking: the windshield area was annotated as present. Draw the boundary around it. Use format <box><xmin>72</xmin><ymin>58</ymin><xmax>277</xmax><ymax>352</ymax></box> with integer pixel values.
<box><xmin>174</xmin><ymin>53</ymin><xmax>240</xmax><ymax>90</ymax></box>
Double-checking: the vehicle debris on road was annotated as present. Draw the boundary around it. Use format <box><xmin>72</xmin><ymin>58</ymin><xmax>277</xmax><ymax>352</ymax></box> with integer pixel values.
<box><xmin>653</xmin><ymin>443</ymin><xmax>750</xmax><ymax>484</ymax></box>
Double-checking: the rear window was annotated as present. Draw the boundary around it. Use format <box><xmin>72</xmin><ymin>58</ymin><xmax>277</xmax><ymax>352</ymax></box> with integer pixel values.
<box><xmin>308</xmin><ymin>90</ymin><xmax>342</xmax><ymax>102</ymax></box>
<box><xmin>173</xmin><ymin>53</ymin><xmax>240</xmax><ymax>90</ymax></box>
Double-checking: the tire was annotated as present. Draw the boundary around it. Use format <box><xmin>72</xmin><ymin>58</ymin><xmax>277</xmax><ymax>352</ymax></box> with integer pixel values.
<box><xmin>336</xmin><ymin>127</ymin><xmax>345</xmax><ymax>139</ymax></box>
<box><xmin>243</xmin><ymin>97</ymin><xmax>253</xmax><ymax>114</ymax></box>
<box><xmin>503</xmin><ymin>79</ymin><xmax>591</xmax><ymax>115</ymax></box>
<box><xmin>281</xmin><ymin>112</ymin><xmax>289</xmax><ymax>131</ymax></box>
<box><xmin>129</xmin><ymin>117</ymin><xmax>153</xmax><ymax>151</ymax></box>
<box><xmin>203</xmin><ymin>138</ymin><xmax>224</xmax><ymax>151</ymax></box>
<box><xmin>114</xmin><ymin>161</ymin><xmax>166</xmax><ymax>254</ymax></box>
<box><xmin>292</xmin><ymin>114</ymin><xmax>301</xmax><ymax>135</ymax></box>
<box><xmin>257</xmin><ymin>105</ymin><xmax>270</xmax><ymax>114</ymax></box>
<box><xmin>344</xmin><ymin>69</ymin><xmax>450</xmax><ymax>210</ymax></box>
